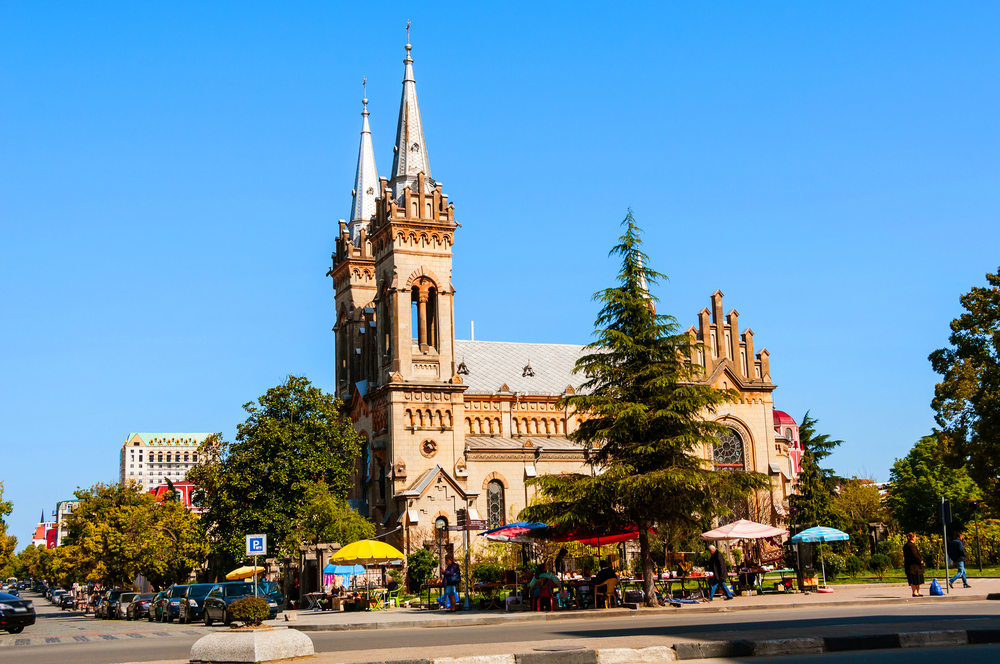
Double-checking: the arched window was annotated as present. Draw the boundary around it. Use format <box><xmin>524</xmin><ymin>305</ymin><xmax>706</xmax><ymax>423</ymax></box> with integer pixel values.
<box><xmin>785</xmin><ymin>428</ymin><xmax>793</xmax><ymax>441</ymax></box>
<box><xmin>486</xmin><ymin>480</ymin><xmax>505</xmax><ymax>529</ymax></box>
<box><xmin>713</xmin><ymin>428</ymin><xmax>745</xmax><ymax>471</ymax></box>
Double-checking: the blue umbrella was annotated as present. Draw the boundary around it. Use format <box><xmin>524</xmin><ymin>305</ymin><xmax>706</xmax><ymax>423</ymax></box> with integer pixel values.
<box><xmin>322</xmin><ymin>563</ymin><xmax>365</xmax><ymax>584</ymax></box>
<box><xmin>479</xmin><ymin>521</ymin><xmax>549</xmax><ymax>543</ymax></box>
<box><xmin>790</xmin><ymin>527</ymin><xmax>850</xmax><ymax>587</ymax></box>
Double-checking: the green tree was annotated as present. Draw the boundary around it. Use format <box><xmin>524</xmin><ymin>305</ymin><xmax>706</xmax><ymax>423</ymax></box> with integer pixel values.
<box><xmin>832</xmin><ymin>478</ymin><xmax>890</xmax><ymax>550</ymax></box>
<box><xmin>189</xmin><ymin>376</ymin><xmax>363</xmax><ymax>565</ymax></box>
<box><xmin>929</xmin><ymin>266</ymin><xmax>1000</xmax><ymax>508</ymax></box>
<box><xmin>886</xmin><ymin>434</ymin><xmax>981</xmax><ymax>536</ymax></box>
<box><xmin>0</xmin><ymin>482</ymin><xmax>16</xmax><ymax>576</ymax></box>
<box><xmin>60</xmin><ymin>481</ymin><xmax>208</xmax><ymax>589</ymax></box>
<box><xmin>789</xmin><ymin>413</ymin><xmax>843</xmax><ymax>529</ymax></box>
<box><xmin>520</xmin><ymin>210</ymin><xmax>769</xmax><ymax>606</ymax></box>
<box><xmin>288</xmin><ymin>480</ymin><xmax>374</xmax><ymax>549</ymax></box>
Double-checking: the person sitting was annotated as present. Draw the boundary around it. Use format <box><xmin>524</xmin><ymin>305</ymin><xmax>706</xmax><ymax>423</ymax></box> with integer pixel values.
<box><xmin>529</xmin><ymin>563</ymin><xmax>560</xmax><ymax>595</ymax></box>
<box><xmin>591</xmin><ymin>563</ymin><xmax>619</xmax><ymax>607</ymax></box>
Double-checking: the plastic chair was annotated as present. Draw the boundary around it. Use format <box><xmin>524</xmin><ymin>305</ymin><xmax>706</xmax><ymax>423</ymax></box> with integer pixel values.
<box><xmin>532</xmin><ymin>580</ymin><xmax>555</xmax><ymax>612</ymax></box>
<box><xmin>595</xmin><ymin>578</ymin><xmax>618</xmax><ymax>609</ymax></box>
<box><xmin>386</xmin><ymin>588</ymin><xmax>399</xmax><ymax>609</ymax></box>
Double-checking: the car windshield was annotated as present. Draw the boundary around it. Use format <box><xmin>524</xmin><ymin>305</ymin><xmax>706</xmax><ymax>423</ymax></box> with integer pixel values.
<box><xmin>187</xmin><ymin>584</ymin><xmax>214</xmax><ymax>597</ymax></box>
<box><xmin>169</xmin><ymin>586</ymin><xmax>188</xmax><ymax>598</ymax></box>
<box><xmin>0</xmin><ymin>592</ymin><xmax>19</xmax><ymax>601</ymax></box>
<box><xmin>224</xmin><ymin>583</ymin><xmax>254</xmax><ymax>597</ymax></box>
<box><xmin>107</xmin><ymin>590</ymin><xmax>123</xmax><ymax>600</ymax></box>
<box><xmin>121</xmin><ymin>593</ymin><xmax>137</xmax><ymax>602</ymax></box>
<box><xmin>139</xmin><ymin>593</ymin><xmax>156</xmax><ymax>600</ymax></box>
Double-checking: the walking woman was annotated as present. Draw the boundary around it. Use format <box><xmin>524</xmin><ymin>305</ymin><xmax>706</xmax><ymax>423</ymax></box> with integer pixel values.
<box><xmin>903</xmin><ymin>532</ymin><xmax>924</xmax><ymax>597</ymax></box>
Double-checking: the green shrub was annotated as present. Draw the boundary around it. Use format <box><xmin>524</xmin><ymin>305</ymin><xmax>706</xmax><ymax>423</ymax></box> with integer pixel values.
<box><xmin>731</xmin><ymin>548</ymin><xmax>743</xmax><ymax>567</ymax></box>
<box><xmin>823</xmin><ymin>553</ymin><xmax>846</xmax><ymax>579</ymax></box>
<box><xmin>869</xmin><ymin>554</ymin><xmax>892</xmax><ymax>580</ymax></box>
<box><xmin>844</xmin><ymin>555</ymin><xmax>865</xmax><ymax>578</ymax></box>
<box><xmin>471</xmin><ymin>560</ymin><xmax>504</xmax><ymax>584</ymax></box>
<box><xmin>227</xmin><ymin>596</ymin><xmax>270</xmax><ymax>627</ymax></box>
<box><xmin>406</xmin><ymin>549</ymin><xmax>438</xmax><ymax>591</ymax></box>
<box><xmin>876</xmin><ymin>534</ymin><xmax>905</xmax><ymax>569</ymax></box>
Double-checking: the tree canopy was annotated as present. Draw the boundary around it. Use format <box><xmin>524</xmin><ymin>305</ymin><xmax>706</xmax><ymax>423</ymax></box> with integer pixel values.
<box><xmin>929</xmin><ymin>265</ymin><xmax>1000</xmax><ymax>509</ymax></box>
<box><xmin>0</xmin><ymin>482</ymin><xmax>15</xmax><ymax>577</ymax></box>
<box><xmin>59</xmin><ymin>481</ymin><xmax>207</xmax><ymax>588</ymax></box>
<box><xmin>285</xmin><ymin>480</ymin><xmax>375</xmax><ymax>551</ymax></box>
<box><xmin>520</xmin><ymin>210</ymin><xmax>769</xmax><ymax>606</ymax></box>
<box><xmin>788</xmin><ymin>412</ymin><xmax>843</xmax><ymax>529</ymax></box>
<box><xmin>887</xmin><ymin>433</ymin><xmax>981</xmax><ymax>535</ymax></box>
<box><xmin>189</xmin><ymin>375</ymin><xmax>364</xmax><ymax>564</ymax></box>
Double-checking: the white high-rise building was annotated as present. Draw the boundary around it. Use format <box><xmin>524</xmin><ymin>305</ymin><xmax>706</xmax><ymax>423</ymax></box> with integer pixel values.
<box><xmin>119</xmin><ymin>432</ymin><xmax>212</xmax><ymax>492</ymax></box>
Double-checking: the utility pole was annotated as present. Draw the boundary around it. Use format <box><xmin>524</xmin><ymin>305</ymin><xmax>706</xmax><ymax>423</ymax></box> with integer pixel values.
<box><xmin>971</xmin><ymin>501</ymin><xmax>983</xmax><ymax>573</ymax></box>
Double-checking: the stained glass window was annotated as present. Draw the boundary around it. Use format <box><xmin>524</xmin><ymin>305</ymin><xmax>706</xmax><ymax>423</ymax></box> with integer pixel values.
<box><xmin>714</xmin><ymin>429</ymin><xmax>745</xmax><ymax>470</ymax></box>
<box><xmin>487</xmin><ymin>480</ymin><xmax>505</xmax><ymax>529</ymax></box>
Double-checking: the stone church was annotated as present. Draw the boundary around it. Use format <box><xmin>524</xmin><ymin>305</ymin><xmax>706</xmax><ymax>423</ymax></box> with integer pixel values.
<box><xmin>328</xmin><ymin>41</ymin><xmax>797</xmax><ymax>554</ymax></box>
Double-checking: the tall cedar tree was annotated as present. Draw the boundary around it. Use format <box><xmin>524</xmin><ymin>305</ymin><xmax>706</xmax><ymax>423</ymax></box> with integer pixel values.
<box><xmin>520</xmin><ymin>210</ymin><xmax>769</xmax><ymax>606</ymax></box>
<box><xmin>929</xmin><ymin>266</ymin><xmax>1000</xmax><ymax>510</ymax></box>
<box><xmin>189</xmin><ymin>376</ymin><xmax>363</xmax><ymax>566</ymax></box>
<box><xmin>787</xmin><ymin>412</ymin><xmax>842</xmax><ymax>529</ymax></box>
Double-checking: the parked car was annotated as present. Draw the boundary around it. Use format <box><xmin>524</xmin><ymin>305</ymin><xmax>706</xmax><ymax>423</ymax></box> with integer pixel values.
<box><xmin>146</xmin><ymin>591</ymin><xmax>167</xmax><ymax>622</ymax></box>
<box><xmin>50</xmin><ymin>590</ymin><xmax>66</xmax><ymax>605</ymax></box>
<box><xmin>111</xmin><ymin>592</ymin><xmax>139</xmax><ymax>620</ymax></box>
<box><xmin>98</xmin><ymin>589</ymin><xmax>124</xmax><ymax>619</ymax></box>
<box><xmin>157</xmin><ymin>585</ymin><xmax>189</xmax><ymax>623</ymax></box>
<box><xmin>178</xmin><ymin>584</ymin><xmax>215</xmax><ymax>624</ymax></box>
<box><xmin>126</xmin><ymin>593</ymin><xmax>156</xmax><ymax>621</ymax></box>
<box><xmin>59</xmin><ymin>593</ymin><xmax>78</xmax><ymax>610</ymax></box>
<box><xmin>201</xmin><ymin>582</ymin><xmax>264</xmax><ymax>626</ymax></box>
<box><xmin>0</xmin><ymin>591</ymin><xmax>35</xmax><ymax>634</ymax></box>
<box><xmin>257</xmin><ymin>581</ymin><xmax>285</xmax><ymax>617</ymax></box>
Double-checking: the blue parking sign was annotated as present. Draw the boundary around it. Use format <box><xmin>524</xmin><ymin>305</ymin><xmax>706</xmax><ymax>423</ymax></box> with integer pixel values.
<box><xmin>246</xmin><ymin>534</ymin><xmax>267</xmax><ymax>556</ymax></box>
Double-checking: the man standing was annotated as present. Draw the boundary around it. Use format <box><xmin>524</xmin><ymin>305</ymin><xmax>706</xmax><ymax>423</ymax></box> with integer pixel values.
<box><xmin>707</xmin><ymin>545</ymin><xmax>734</xmax><ymax>601</ymax></box>
<box><xmin>949</xmin><ymin>533</ymin><xmax>971</xmax><ymax>589</ymax></box>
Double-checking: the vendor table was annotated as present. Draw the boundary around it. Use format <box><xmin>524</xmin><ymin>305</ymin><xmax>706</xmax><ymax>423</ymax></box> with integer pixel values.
<box><xmin>473</xmin><ymin>582</ymin><xmax>505</xmax><ymax>610</ymax></box>
<box><xmin>422</xmin><ymin>579</ymin><xmax>444</xmax><ymax>609</ymax></box>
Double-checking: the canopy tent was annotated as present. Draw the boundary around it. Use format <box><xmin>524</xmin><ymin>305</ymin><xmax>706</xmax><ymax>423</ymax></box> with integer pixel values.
<box><xmin>322</xmin><ymin>563</ymin><xmax>365</xmax><ymax>589</ymax></box>
<box><xmin>479</xmin><ymin>521</ymin><xmax>549</xmax><ymax>543</ymax></box>
<box><xmin>790</xmin><ymin>526</ymin><xmax>850</xmax><ymax>589</ymax></box>
<box><xmin>701</xmin><ymin>519</ymin><xmax>789</xmax><ymax>541</ymax></box>
<box><xmin>225</xmin><ymin>565</ymin><xmax>264</xmax><ymax>581</ymax></box>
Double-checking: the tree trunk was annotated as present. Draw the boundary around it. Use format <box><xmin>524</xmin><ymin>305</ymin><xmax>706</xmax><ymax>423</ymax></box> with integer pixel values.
<box><xmin>638</xmin><ymin>523</ymin><xmax>658</xmax><ymax>607</ymax></box>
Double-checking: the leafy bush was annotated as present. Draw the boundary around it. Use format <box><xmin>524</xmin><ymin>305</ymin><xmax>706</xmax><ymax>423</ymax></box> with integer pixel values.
<box><xmin>876</xmin><ymin>534</ymin><xmax>905</xmax><ymax>569</ymax></box>
<box><xmin>406</xmin><ymin>549</ymin><xmax>438</xmax><ymax>590</ymax></box>
<box><xmin>823</xmin><ymin>553</ymin><xmax>846</xmax><ymax>579</ymax></box>
<box><xmin>471</xmin><ymin>560</ymin><xmax>504</xmax><ymax>584</ymax></box>
<box><xmin>731</xmin><ymin>548</ymin><xmax>743</xmax><ymax>567</ymax></box>
<box><xmin>869</xmin><ymin>554</ymin><xmax>892</xmax><ymax>580</ymax></box>
<box><xmin>844</xmin><ymin>555</ymin><xmax>865</xmax><ymax>578</ymax></box>
<box><xmin>227</xmin><ymin>596</ymin><xmax>270</xmax><ymax>627</ymax></box>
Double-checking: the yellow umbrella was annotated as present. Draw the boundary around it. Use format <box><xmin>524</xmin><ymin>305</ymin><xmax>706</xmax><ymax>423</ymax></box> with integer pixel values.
<box><xmin>332</xmin><ymin>539</ymin><xmax>404</xmax><ymax>565</ymax></box>
<box><xmin>226</xmin><ymin>565</ymin><xmax>265</xmax><ymax>580</ymax></box>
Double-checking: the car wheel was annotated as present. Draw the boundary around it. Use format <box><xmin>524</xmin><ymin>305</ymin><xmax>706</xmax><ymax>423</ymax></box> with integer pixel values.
<box><xmin>223</xmin><ymin>609</ymin><xmax>231</xmax><ymax>627</ymax></box>
<box><xmin>7</xmin><ymin>626</ymin><xmax>24</xmax><ymax>634</ymax></box>
<box><xmin>204</xmin><ymin>609</ymin><xmax>213</xmax><ymax>627</ymax></box>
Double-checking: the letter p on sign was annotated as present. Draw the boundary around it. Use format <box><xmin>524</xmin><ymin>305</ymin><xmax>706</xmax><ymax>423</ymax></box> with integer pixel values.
<box><xmin>246</xmin><ymin>534</ymin><xmax>267</xmax><ymax>556</ymax></box>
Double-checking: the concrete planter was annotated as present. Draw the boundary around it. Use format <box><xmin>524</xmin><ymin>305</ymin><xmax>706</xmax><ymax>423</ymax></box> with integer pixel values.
<box><xmin>190</xmin><ymin>625</ymin><xmax>314</xmax><ymax>663</ymax></box>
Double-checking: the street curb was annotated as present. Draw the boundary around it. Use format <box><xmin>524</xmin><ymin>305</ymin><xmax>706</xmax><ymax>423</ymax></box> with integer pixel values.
<box><xmin>285</xmin><ymin>594</ymin><xmax>990</xmax><ymax>633</ymax></box>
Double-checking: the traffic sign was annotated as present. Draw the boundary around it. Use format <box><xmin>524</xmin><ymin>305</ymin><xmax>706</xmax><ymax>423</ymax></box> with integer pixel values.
<box><xmin>246</xmin><ymin>534</ymin><xmax>267</xmax><ymax>556</ymax></box>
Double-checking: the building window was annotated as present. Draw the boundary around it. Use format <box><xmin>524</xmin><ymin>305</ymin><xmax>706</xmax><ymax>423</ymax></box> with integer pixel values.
<box><xmin>785</xmin><ymin>428</ymin><xmax>793</xmax><ymax>441</ymax></box>
<box><xmin>713</xmin><ymin>428</ymin><xmax>746</xmax><ymax>471</ymax></box>
<box><xmin>486</xmin><ymin>480</ymin><xmax>505</xmax><ymax>529</ymax></box>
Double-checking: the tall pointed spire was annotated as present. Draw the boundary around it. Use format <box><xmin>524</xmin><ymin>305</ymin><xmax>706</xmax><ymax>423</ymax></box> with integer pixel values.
<box><xmin>390</xmin><ymin>27</ymin><xmax>433</xmax><ymax>199</ymax></box>
<box><xmin>349</xmin><ymin>78</ymin><xmax>379</xmax><ymax>241</ymax></box>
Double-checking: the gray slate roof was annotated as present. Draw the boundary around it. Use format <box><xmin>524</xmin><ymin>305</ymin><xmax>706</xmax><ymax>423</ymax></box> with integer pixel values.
<box><xmin>453</xmin><ymin>340</ymin><xmax>587</xmax><ymax>395</ymax></box>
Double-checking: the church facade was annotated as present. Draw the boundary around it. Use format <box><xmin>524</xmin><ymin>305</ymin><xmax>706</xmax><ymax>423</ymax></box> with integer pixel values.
<box><xmin>328</xmin><ymin>41</ymin><xmax>796</xmax><ymax>554</ymax></box>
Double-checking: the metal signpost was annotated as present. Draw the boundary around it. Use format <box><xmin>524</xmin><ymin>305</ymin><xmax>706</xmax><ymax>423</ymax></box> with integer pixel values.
<box><xmin>939</xmin><ymin>499</ymin><xmax>951</xmax><ymax>594</ymax></box>
<box><xmin>246</xmin><ymin>534</ymin><xmax>267</xmax><ymax>598</ymax></box>
<box><xmin>454</xmin><ymin>510</ymin><xmax>488</xmax><ymax>610</ymax></box>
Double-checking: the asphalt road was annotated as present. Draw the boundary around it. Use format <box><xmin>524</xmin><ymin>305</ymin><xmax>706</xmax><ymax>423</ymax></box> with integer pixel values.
<box><xmin>7</xmin><ymin>592</ymin><xmax>1000</xmax><ymax>664</ymax></box>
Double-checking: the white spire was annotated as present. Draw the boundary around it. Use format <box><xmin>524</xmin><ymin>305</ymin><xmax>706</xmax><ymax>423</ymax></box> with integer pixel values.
<box><xmin>349</xmin><ymin>79</ymin><xmax>379</xmax><ymax>241</ymax></box>
<box><xmin>390</xmin><ymin>30</ymin><xmax>433</xmax><ymax>199</ymax></box>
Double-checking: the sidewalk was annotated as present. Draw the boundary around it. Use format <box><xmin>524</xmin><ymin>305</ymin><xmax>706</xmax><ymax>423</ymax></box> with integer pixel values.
<box><xmin>274</xmin><ymin>578</ymin><xmax>1000</xmax><ymax>632</ymax></box>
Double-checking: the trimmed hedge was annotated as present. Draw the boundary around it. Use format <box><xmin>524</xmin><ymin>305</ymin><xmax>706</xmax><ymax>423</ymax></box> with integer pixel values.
<box><xmin>227</xmin><ymin>596</ymin><xmax>270</xmax><ymax>627</ymax></box>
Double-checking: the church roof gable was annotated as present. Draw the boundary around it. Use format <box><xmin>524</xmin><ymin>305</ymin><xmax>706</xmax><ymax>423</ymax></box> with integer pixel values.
<box><xmin>454</xmin><ymin>340</ymin><xmax>586</xmax><ymax>396</ymax></box>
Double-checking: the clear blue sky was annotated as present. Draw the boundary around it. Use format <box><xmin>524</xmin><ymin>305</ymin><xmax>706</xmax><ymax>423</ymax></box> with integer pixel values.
<box><xmin>2</xmin><ymin>2</ymin><xmax>998</xmax><ymax>548</ymax></box>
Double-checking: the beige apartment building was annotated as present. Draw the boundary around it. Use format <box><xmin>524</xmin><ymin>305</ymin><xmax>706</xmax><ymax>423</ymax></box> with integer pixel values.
<box><xmin>329</xmin><ymin>40</ymin><xmax>795</xmax><ymax>554</ymax></box>
<box><xmin>119</xmin><ymin>432</ymin><xmax>211</xmax><ymax>493</ymax></box>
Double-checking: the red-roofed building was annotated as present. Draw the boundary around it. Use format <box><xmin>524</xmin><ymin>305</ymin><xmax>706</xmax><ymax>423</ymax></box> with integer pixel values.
<box><xmin>149</xmin><ymin>481</ymin><xmax>202</xmax><ymax>514</ymax></box>
<box><xmin>773</xmin><ymin>410</ymin><xmax>803</xmax><ymax>479</ymax></box>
